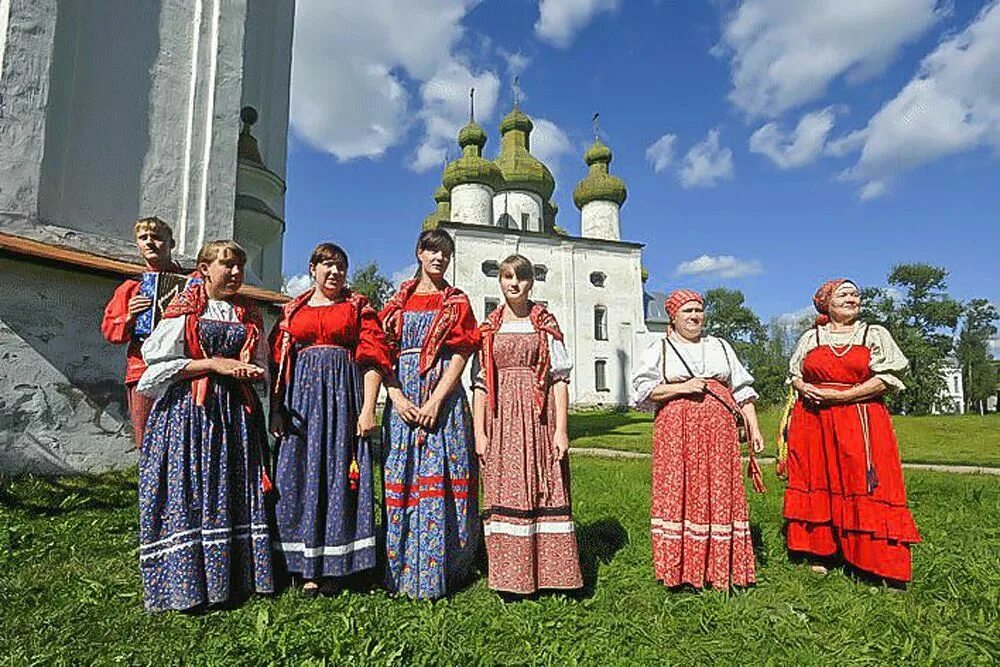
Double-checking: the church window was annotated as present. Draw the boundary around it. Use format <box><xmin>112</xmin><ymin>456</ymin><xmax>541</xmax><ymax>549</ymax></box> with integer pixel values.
<box><xmin>534</xmin><ymin>264</ymin><xmax>548</xmax><ymax>282</ymax></box>
<box><xmin>497</xmin><ymin>214</ymin><xmax>516</xmax><ymax>229</ymax></box>
<box><xmin>481</xmin><ymin>260</ymin><xmax>499</xmax><ymax>277</ymax></box>
<box><xmin>521</xmin><ymin>212</ymin><xmax>531</xmax><ymax>228</ymax></box>
<box><xmin>589</xmin><ymin>271</ymin><xmax>606</xmax><ymax>287</ymax></box>
<box><xmin>485</xmin><ymin>298</ymin><xmax>500</xmax><ymax>317</ymax></box>
<box><xmin>595</xmin><ymin>360</ymin><xmax>608</xmax><ymax>392</ymax></box>
<box><xmin>594</xmin><ymin>306</ymin><xmax>608</xmax><ymax>341</ymax></box>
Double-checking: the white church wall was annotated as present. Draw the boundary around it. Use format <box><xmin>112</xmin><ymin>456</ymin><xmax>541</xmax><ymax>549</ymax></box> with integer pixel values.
<box><xmin>493</xmin><ymin>191</ymin><xmax>543</xmax><ymax>232</ymax></box>
<box><xmin>580</xmin><ymin>200</ymin><xmax>621</xmax><ymax>241</ymax></box>
<box><xmin>451</xmin><ymin>184</ymin><xmax>494</xmax><ymax>226</ymax></box>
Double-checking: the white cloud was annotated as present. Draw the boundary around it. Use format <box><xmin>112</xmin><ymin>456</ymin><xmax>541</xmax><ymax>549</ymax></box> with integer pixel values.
<box><xmin>290</xmin><ymin>0</ymin><xmax>485</xmax><ymax>162</ymax></box>
<box><xmin>717</xmin><ymin>0</ymin><xmax>945</xmax><ymax>118</ymax></box>
<box><xmin>749</xmin><ymin>106</ymin><xmax>837</xmax><ymax>169</ymax></box>
<box><xmin>678</xmin><ymin>129</ymin><xmax>734</xmax><ymax>189</ymax></box>
<box><xmin>534</xmin><ymin>0</ymin><xmax>622</xmax><ymax>48</ymax></box>
<box><xmin>833</xmin><ymin>1</ymin><xmax>1000</xmax><ymax>200</ymax></box>
<box><xmin>283</xmin><ymin>273</ymin><xmax>312</xmax><ymax>296</ymax></box>
<box><xmin>411</xmin><ymin>63</ymin><xmax>500</xmax><ymax>172</ymax></box>
<box><xmin>674</xmin><ymin>254</ymin><xmax>763</xmax><ymax>279</ymax></box>
<box><xmin>499</xmin><ymin>49</ymin><xmax>531</xmax><ymax>77</ymax></box>
<box><xmin>391</xmin><ymin>263</ymin><xmax>419</xmax><ymax>288</ymax></box>
<box><xmin>645</xmin><ymin>133</ymin><xmax>677</xmax><ymax>173</ymax></box>
<box><xmin>529</xmin><ymin>118</ymin><xmax>574</xmax><ymax>185</ymax></box>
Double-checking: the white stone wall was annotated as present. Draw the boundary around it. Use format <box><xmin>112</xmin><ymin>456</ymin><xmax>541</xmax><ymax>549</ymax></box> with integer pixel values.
<box><xmin>492</xmin><ymin>191</ymin><xmax>543</xmax><ymax>232</ymax></box>
<box><xmin>450</xmin><ymin>183</ymin><xmax>494</xmax><ymax>226</ymax></box>
<box><xmin>444</xmin><ymin>223</ymin><xmax>646</xmax><ymax>407</ymax></box>
<box><xmin>581</xmin><ymin>200</ymin><xmax>621</xmax><ymax>241</ymax></box>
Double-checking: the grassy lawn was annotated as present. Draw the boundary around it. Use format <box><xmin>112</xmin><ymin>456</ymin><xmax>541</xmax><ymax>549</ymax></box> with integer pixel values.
<box><xmin>2</xmin><ymin>461</ymin><xmax>998</xmax><ymax>664</ymax></box>
<box><xmin>570</xmin><ymin>408</ymin><xmax>1000</xmax><ymax>467</ymax></box>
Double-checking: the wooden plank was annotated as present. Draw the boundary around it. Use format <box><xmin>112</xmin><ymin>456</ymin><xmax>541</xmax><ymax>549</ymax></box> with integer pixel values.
<box><xmin>0</xmin><ymin>231</ymin><xmax>289</xmax><ymax>304</ymax></box>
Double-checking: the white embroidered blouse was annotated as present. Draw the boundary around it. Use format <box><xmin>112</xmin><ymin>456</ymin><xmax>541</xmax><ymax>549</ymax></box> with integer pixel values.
<box><xmin>630</xmin><ymin>334</ymin><xmax>758</xmax><ymax>412</ymax></box>
<box><xmin>136</xmin><ymin>299</ymin><xmax>270</xmax><ymax>397</ymax></box>
<box><xmin>787</xmin><ymin>322</ymin><xmax>908</xmax><ymax>390</ymax></box>
<box><xmin>471</xmin><ymin>320</ymin><xmax>573</xmax><ymax>390</ymax></box>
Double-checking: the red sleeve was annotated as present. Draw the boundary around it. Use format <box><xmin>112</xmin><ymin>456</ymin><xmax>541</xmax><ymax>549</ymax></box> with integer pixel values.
<box><xmin>267</xmin><ymin>318</ymin><xmax>284</xmax><ymax>367</ymax></box>
<box><xmin>101</xmin><ymin>280</ymin><xmax>140</xmax><ymax>344</ymax></box>
<box><xmin>444</xmin><ymin>297</ymin><xmax>481</xmax><ymax>355</ymax></box>
<box><xmin>355</xmin><ymin>305</ymin><xmax>392</xmax><ymax>375</ymax></box>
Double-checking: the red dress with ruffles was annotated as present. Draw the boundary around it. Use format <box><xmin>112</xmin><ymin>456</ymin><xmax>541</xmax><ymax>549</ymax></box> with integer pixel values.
<box><xmin>783</xmin><ymin>344</ymin><xmax>921</xmax><ymax>582</ymax></box>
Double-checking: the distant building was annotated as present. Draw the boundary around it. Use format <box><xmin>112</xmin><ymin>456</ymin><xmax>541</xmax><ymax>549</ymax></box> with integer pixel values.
<box><xmin>933</xmin><ymin>362</ymin><xmax>965</xmax><ymax>414</ymax></box>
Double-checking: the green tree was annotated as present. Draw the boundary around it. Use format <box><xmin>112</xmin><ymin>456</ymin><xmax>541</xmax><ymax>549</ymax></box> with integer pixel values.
<box><xmin>702</xmin><ymin>288</ymin><xmax>786</xmax><ymax>405</ymax></box>
<box><xmin>956</xmin><ymin>298</ymin><xmax>999</xmax><ymax>414</ymax></box>
<box><xmin>350</xmin><ymin>262</ymin><xmax>393</xmax><ymax>311</ymax></box>
<box><xmin>863</xmin><ymin>263</ymin><xmax>963</xmax><ymax>414</ymax></box>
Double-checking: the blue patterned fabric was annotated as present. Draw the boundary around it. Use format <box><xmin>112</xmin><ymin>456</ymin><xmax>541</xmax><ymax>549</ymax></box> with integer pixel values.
<box><xmin>382</xmin><ymin>309</ymin><xmax>480</xmax><ymax>599</ymax></box>
<box><xmin>138</xmin><ymin>319</ymin><xmax>274</xmax><ymax>612</ymax></box>
<box><xmin>273</xmin><ymin>345</ymin><xmax>375</xmax><ymax>578</ymax></box>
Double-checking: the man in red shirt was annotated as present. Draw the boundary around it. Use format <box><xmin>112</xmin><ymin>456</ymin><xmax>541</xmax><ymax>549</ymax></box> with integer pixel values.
<box><xmin>101</xmin><ymin>217</ymin><xmax>183</xmax><ymax>448</ymax></box>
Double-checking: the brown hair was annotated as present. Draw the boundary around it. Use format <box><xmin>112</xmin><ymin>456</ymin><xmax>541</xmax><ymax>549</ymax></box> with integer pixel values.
<box><xmin>309</xmin><ymin>242</ymin><xmax>349</xmax><ymax>270</ymax></box>
<box><xmin>134</xmin><ymin>216</ymin><xmax>174</xmax><ymax>242</ymax></box>
<box><xmin>196</xmin><ymin>239</ymin><xmax>247</xmax><ymax>268</ymax></box>
<box><xmin>499</xmin><ymin>254</ymin><xmax>534</xmax><ymax>284</ymax></box>
<box><xmin>415</xmin><ymin>228</ymin><xmax>455</xmax><ymax>256</ymax></box>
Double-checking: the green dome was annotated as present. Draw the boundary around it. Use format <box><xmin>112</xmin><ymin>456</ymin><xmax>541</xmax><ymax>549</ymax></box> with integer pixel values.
<box><xmin>422</xmin><ymin>198</ymin><xmax>451</xmax><ymax>230</ymax></box>
<box><xmin>573</xmin><ymin>139</ymin><xmax>627</xmax><ymax>209</ymax></box>
<box><xmin>457</xmin><ymin>120</ymin><xmax>487</xmax><ymax>148</ymax></box>
<box><xmin>433</xmin><ymin>184</ymin><xmax>450</xmax><ymax>203</ymax></box>
<box><xmin>495</xmin><ymin>106</ymin><xmax>555</xmax><ymax>200</ymax></box>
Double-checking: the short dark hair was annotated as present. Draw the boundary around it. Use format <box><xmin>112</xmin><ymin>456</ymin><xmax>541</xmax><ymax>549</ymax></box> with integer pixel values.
<box><xmin>309</xmin><ymin>242</ymin><xmax>349</xmax><ymax>270</ymax></box>
<box><xmin>415</xmin><ymin>228</ymin><xmax>455</xmax><ymax>256</ymax></box>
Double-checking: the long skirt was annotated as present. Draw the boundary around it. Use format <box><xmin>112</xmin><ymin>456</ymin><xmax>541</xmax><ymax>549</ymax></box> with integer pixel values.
<box><xmin>138</xmin><ymin>379</ymin><xmax>274</xmax><ymax>611</ymax></box>
<box><xmin>273</xmin><ymin>346</ymin><xmax>375</xmax><ymax>578</ymax></box>
<box><xmin>126</xmin><ymin>382</ymin><xmax>154</xmax><ymax>449</ymax></box>
<box><xmin>650</xmin><ymin>382</ymin><xmax>755</xmax><ymax>588</ymax></box>
<box><xmin>783</xmin><ymin>398</ymin><xmax>921</xmax><ymax>582</ymax></box>
<box><xmin>383</xmin><ymin>352</ymin><xmax>480</xmax><ymax>599</ymax></box>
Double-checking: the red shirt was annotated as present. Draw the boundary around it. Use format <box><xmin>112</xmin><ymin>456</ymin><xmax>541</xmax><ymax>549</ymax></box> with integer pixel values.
<box><xmin>403</xmin><ymin>292</ymin><xmax>480</xmax><ymax>355</ymax></box>
<box><xmin>273</xmin><ymin>300</ymin><xmax>391</xmax><ymax>374</ymax></box>
<box><xmin>101</xmin><ymin>279</ymin><xmax>146</xmax><ymax>384</ymax></box>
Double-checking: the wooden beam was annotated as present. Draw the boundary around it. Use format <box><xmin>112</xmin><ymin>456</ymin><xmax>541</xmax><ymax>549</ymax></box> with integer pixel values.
<box><xmin>0</xmin><ymin>231</ymin><xmax>289</xmax><ymax>305</ymax></box>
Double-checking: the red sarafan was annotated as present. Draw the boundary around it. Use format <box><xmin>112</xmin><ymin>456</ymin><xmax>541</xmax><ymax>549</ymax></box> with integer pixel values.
<box><xmin>783</xmin><ymin>334</ymin><xmax>921</xmax><ymax>582</ymax></box>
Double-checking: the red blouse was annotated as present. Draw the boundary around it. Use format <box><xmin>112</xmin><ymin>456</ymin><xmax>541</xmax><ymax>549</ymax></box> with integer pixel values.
<box><xmin>277</xmin><ymin>300</ymin><xmax>391</xmax><ymax>374</ymax></box>
<box><xmin>403</xmin><ymin>292</ymin><xmax>481</xmax><ymax>355</ymax></box>
<box><xmin>101</xmin><ymin>279</ymin><xmax>146</xmax><ymax>384</ymax></box>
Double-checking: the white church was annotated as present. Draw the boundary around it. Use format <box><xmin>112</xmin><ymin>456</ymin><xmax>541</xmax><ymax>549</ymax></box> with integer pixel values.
<box><xmin>0</xmin><ymin>1</ymin><xmax>293</xmax><ymax>474</ymax></box>
<box><xmin>423</xmin><ymin>100</ymin><xmax>660</xmax><ymax>406</ymax></box>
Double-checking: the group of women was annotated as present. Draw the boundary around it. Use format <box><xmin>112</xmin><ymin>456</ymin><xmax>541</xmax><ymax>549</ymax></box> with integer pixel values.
<box><xmin>119</xmin><ymin>225</ymin><xmax>920</xmax><ymax>613</ymax></box>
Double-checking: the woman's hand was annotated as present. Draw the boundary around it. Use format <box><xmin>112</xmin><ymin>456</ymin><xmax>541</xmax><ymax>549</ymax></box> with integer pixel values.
<box><xmin>126</xmin><ymin>294</ymin><xmax>153</xmax><ymax>322</ymax></box>
<box><xmin>797</xmin><ymin>382</ymin><xmax>826</xmax><ymax>405</ymax></box>
<box><xmin>416</xmin><ymin>398</ymin><xmax>442</xmax><ymax>431</ymax></box>
<box><xmin>749</xmin><ymin>425</ymin><xmax>765</xmax><ymax>454</ymax></box>
<box><xmin>269</xmin><ymin>409</ymin><xmax>286</xmax><ymax>438</ymax></box>
<box><xmin>552</xmin><ymin>428</ymin><xmax>570</xmax><ymax>461</ymax></box>
<box><xmin>679</xmin><ymin>378</ymin><xmax>708</xmax><ymax>396</ymax></box>
<box><xmin>475</xmin><ymin>431</ymin><xmax>489</xmax><ymax>460</ymax></box>
<box><xmin>391</xmin><ymin>394</ymin><xmax>421</xmax><ymax>425</ymax></box>
<box><xmin>213</xmin><ymin>358</ymin><xmax>265</xmax><ymax>380</ymax></box>
<box><xmin>356</xmin><ymin>408</ymin><xmax>378</xmax><ymax>437</ymax></box>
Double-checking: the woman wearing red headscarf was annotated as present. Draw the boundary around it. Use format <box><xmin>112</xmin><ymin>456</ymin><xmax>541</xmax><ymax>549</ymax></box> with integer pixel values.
<box><xmin>782</xmin><ymin>279</ymin><xmax>920</xmax><ymax>585</ymax></box>
<box><xmin>631</xmin><ymin>289</ymin><xmax>765</xmax><ymax>589</ymax></box>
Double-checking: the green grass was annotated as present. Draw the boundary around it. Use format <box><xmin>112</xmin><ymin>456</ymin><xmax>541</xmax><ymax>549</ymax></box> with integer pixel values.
<box><xmin>570</xmin><ymin>408</ymin><xmax>1000</xmax><ymax>467</ymax></box>
<box><xmin>2</xmin><ymin>462</ymin><xmax>998</xmax><ymax>664</ymax></box>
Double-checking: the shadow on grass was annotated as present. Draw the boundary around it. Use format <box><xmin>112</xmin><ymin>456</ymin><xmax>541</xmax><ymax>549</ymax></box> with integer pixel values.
<box><xmin>0</xmin><ymin>472</ymin><xmax>136</xmax><ymax>516</ymax></box>
<box><xmin>577</xmin><ymin>518</ymin><xmax>629</xmax><ymax>597</ymax></box>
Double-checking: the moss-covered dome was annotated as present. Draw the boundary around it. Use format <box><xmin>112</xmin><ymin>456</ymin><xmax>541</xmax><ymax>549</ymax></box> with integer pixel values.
<box><xmin>433</xmin><ymin>184</ymin><xmax>450</xmax><ymax>203</ymax></box>
<box><xmin>573</xmin><ymin>138</ymin><xmax>627</xmax><ymax>209</ymax></box>
<box><xmin>443</xmin><ymin>120</ymin><xmax>504</xmax><ymax>192</ymax></box>
<box><xmin>495</xmin><ymin>106</ymin><xmax>555</xmax><ymax>200</ymax></box>
<box><xmin>457</xmin><ymin>120</ymin><xmax>487</xmax><ymax>149</ymax></box>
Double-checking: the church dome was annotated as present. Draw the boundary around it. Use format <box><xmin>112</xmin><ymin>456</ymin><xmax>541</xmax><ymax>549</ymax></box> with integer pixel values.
<box><xmin>442</xmin><ymin>121</ymin><xmax>504</xmax><ymax>192</ymax></box>
<box><xmin>457</xmin><ymin>120</ymin><xmax>487</xmax><ymax>149</ymax></box>
<box><xmin>433</xmin><ymin>184</ymin><xmax>450</xmax><ymax>203</ymax></box>
<box><xmin>495</xmin><ymin>106</ymin><xmax>555</xmax><ymax>200</ymax></box>
<box><xmin>573</xmin><ymin>138</ymin><xmax>627</xmax><ymax>209</ymax></box>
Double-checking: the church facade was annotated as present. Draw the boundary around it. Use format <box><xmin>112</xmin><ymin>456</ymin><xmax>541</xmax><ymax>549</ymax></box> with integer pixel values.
<box><xmin>0</xmin><ymin>1</ymin><xmax>293</xmax><ymax>474</ymax></box>
<box><xmin>425</xmin><ymin>103</ymin><xmax>651</xmax><ymax>406</ymax></box>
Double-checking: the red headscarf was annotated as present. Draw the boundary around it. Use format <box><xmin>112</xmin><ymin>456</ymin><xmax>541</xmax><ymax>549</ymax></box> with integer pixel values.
<box><xmin>379</xmin><ymin>278</ymin><xmax>471</xmax><ymax>376</ymax></box>
<box><xmin>664</xmin><ymin>289</ymin><xmax>704</xmax><ymax>320</ymax></box>
<box><xmin>812</xmin><ymin>279</ymin><xmax>855</xmax><ymax>326</ymax></box>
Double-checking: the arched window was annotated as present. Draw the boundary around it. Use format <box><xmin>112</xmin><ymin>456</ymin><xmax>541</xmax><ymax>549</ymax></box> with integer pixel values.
<box><xmin>481</xmin><ymin>260</ymin><xmax>499</xmax><ymax>277</ymax></box>
<box><xmin>534</xmin><ymin>264</ymin><xmax>548</xmax><ymax>282</ymax></box>
<box><xmin>589</xmin><ymin>271</ymin><xmax>606</xmax><ymax>287</ymax></box>
<box><xmin>594</xmin><ymin>305</ymin><xmax>608</xmax><ymax>341</ymax></box>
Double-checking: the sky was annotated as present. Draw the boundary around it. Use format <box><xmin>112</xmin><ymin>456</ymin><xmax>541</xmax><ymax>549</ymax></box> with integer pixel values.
<box><xmin>282</xmin><ymin>0</ymin><xmax>999</xmax><ymax>344</ymax></box>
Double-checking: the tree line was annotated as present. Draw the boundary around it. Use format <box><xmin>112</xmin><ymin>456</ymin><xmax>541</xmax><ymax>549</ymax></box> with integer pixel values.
<box><xmin>704</xmin><ymin>263</ymin><xmax>998</xmax><ymax>414</ymax></box>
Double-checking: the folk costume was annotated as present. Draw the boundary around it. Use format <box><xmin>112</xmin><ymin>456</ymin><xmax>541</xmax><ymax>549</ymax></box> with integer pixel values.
<box><xmin>134</xmin><ymin>276</ymin><xmax>273</xmax><ymax>611</ymax></box>
<box><xmin>631</xmin><ymin>290</ymin><xmax>759</xmax><ymax>589</ymax></box>
<box><xmin>782</xmin><ymin>279</ymin><xmax>920</xmax><ymax>582</ymax></box>
<box><xmin>474</xmin><ymin>303</ymin><xmax>582</xmax><ymax>594</ymax></box>
<box><xmin>379</xmin><ymin>280</ymin><xmax>481</xmax><ymax>599</ymax></box>
<box><xmin>268</xmin><ymin>288</ymin><xmax>391</xmax><ymax>580</ymax></box>
<box><xmin>101</xmin><ymin>262</ymin><xmax>184</xmax><ymax>447</ymax></box>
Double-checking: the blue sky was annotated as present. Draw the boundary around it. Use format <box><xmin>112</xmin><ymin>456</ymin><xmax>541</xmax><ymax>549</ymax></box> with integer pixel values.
<box><xmin>283</xmin><ymin>0</ymin><xmax>999</xmax><ymax>332</ymax></box>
